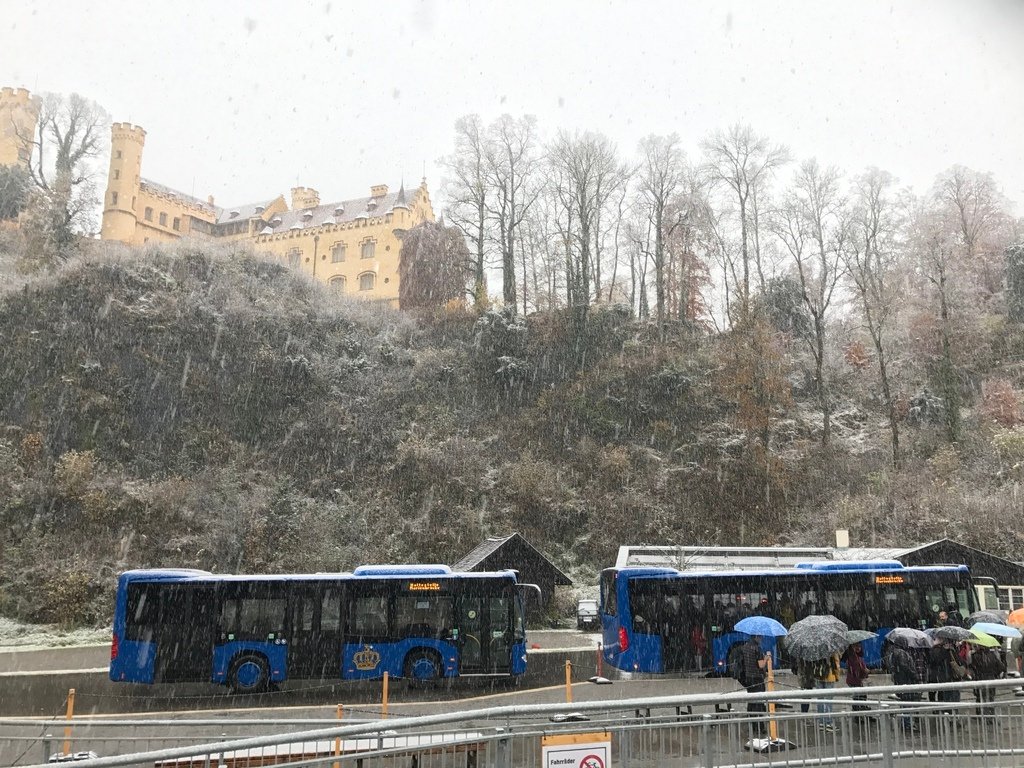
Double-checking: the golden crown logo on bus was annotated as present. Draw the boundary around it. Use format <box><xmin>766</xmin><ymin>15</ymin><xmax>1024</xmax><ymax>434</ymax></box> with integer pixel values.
<box><xmin>408</xmin><ymin>581</ymin><xmax>442</xmax><ymax>591</ymax></box>
<box><xmin>353</xmin><ymin>645</ymin><xmax>381</xmax><ymax>671</ymax></box>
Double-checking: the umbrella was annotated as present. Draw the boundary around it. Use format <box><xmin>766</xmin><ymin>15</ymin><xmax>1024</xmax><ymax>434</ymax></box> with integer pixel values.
<box><xmin>1008</xmin><ymin>608</ymin><xmax>1024</xmax><ymax>628</ymax></box>
<box><xmin>968</xmin><ymin>610</ymin><xmax>1005</xmax><ymax>626</ymax></box>
<box><xmin>783</xmin><ymin>615</ymin><xmax>849</xmax><ymax>660</ymax></box>
<box><xmin>967</xmin><ymin>629</ymin><xmax>1001</xmax><ymax>648</ymax></box>
<box><xmin>886</xmin><ymin>627</ymin><xmax>932</xmax><ymax>649</ymax></box>
<box><xmin>846</xmin><ymin>629</ymin><xmax>878</xmax><ymax>645</ymax></box>
<box><xmin>933</xmin><ymin>625</ymin><xmax>975</xmax><ymax>642</ymax></box>
<box><xmin>735</xmin><ymin>616</ymin><xmax>788</xmax><ymax>637</ymax></box>
<box><xmin>971</xmin><ymin>622</ymin><xmax>1021</xmax><ymax>639</ymax></box>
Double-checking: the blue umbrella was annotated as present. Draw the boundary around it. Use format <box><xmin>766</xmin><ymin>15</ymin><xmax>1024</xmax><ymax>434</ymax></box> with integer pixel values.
<box><xmin>735</xmin><ymin>616</ymin><xmax>789</xmax><ymax>637</ymax></box>
<box><xmin>972</xmin><ymin>622</ymin><xmax>1022</xmax><ymax>639</ymax></box>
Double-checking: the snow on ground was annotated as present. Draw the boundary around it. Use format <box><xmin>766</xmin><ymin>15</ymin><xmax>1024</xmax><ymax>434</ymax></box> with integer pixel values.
<box><xmin>0</xmin><ymin>617</ymin><xmax>110</xmax><ymax>650</ymax></box>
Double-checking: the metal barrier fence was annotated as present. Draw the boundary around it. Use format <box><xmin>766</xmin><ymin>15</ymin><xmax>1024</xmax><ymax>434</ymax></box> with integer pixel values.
<box><xmin>6</xmin><ymin>679</ymin><xmax>1024</xmax><ymax>768</ymax></box>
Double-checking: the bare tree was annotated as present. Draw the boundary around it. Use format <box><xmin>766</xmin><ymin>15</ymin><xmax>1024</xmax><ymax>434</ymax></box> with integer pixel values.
<box><xmin>845</xmin><ymin>168</ymin><xmax>905</xmax><ymax>467</ymax></box>
<box><xmin>637</xmin><ymin>134</ymin><xmax>686</xmax><ymax>331</ymax></box>
<box><xmin>486</xmin><ymin>115</ymin><xmax>541</xmax><ymax>313</ymax></box>
<box><xmin>16</xmin><ymin>92</ymin><xmax>109</xmax><ymax>263</ymax></box>
<box><xmin>935</xmin><ymin>165</ymin><xmax>1008</xmax><ymax>297</ymax></box>
<box><xmin>775</xmin><ymin>159</ymin><xmax>849</xmax><ymax>445</ymax></box>
<box><xmin>440</xmin><ymin>115</ymin><xmax>490</xmax><ymax>305</ymax></box>
<box><xmin>548</xmin><ymin>130</ymin><xmax>625</xmax><ymax>312</ymax></box>
<box><xmin>701</xmin><ymin>124</ymin><xmax>789</xmax><ymax>319</ymax></box>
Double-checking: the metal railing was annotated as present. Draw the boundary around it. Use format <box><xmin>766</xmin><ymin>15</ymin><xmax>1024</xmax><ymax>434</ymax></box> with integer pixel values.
<box><xmin>6</xmin><ymin>679</ymin><xmax>1024</xmax><ymax>768</ymax></box>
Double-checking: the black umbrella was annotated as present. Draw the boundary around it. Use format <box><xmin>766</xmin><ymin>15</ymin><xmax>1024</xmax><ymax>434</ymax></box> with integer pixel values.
<box><xmin>886</xmin><ymin>627</ymin><xmax>931</xmax><ymax>649</ymax></box>
<box><xmin>933</xmin><ymin>625</ymin><xmax>974</xmax><ymax>642</ymax></box>
<box><xmin>967</xmin><ymin>610</ymin><xmax>1005</xmax><ymax>627</ymax></box>
<box><xmin>783</xmin><ymin>615</ymin><xmax>849</xmax><ymax>661</ymax></box>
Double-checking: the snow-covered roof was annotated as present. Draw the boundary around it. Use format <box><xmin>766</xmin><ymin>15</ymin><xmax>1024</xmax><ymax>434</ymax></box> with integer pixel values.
<box><xmin>615</xmin><ymin>543</ymin><xmax>943</xmax><ymax>571</ymax></box>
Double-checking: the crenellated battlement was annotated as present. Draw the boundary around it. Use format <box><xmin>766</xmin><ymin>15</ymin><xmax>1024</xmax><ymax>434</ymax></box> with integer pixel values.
<box><xmin>111</xmin><ymin>123</ymin><xmax>146</xmax><ymax>143</ymax></box>
<box><xmin>0</xmin><ymin>87</ymin><xmax>33</xmax><ymax>104</ymax></box>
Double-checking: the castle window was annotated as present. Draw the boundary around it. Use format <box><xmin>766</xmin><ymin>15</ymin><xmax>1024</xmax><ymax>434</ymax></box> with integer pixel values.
<box><xmin>287</xmin><ymin>249</ymin><xmax>301</xmax><ymax>268</ymax></box>
<box><xmin>358</xmin><ymin>271</ymin><xmax>376</xmax><ymax>291</ymax></box>
<box><xmin>173</xmin><ymin>217</ymin><xmax>180</xmax><ymax>231</ymax></box>
<box><xmin>111</xmin><ymin>191</ymin><xmax>118</xmax><ymax>206</ymax></box>
<box><xmin>331</xmin><ymin>243</ymin><xmax>346</xmax><ymax>263</ymax></box>
<box><xmin>144</xmin><ymin>207</ymin><xmax>153</xmax><ymax>222</ymax></box>
<box><xmin>159</xmin><ymin>212</ymin><xmax>167</xmax><ymax>226</ymax></box>
<box><xmin>361</xmin><ymin>240</ymin><xmax>375</xmax><ymax>260</ymax></box>
<box><xmin>329</xmin><ymin>276</ymin><xmax>346</xmax><ymax>292</ymax></box>
<box><xmin>113</xmin><ymin>169</ymin><xmax>120</xmax><ymax>180</ymax></box>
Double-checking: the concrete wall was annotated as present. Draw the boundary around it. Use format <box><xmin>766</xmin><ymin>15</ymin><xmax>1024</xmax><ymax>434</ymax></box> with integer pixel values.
<box><xmin>0</xmin><ymin>647</ymin><xmax>599</xmax><ymax>716</ymax></box>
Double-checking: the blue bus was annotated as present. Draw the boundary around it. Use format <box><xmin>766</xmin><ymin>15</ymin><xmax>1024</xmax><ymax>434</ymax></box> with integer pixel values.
<box><xmin>599</xmin><ymin>560</ymin><xmax>977</xmax><ymax>674</ymax></box>
<box><xmin>110</xmin><ymin>565</ymin><xmax>533</xmax><ymax>692</ymax></box>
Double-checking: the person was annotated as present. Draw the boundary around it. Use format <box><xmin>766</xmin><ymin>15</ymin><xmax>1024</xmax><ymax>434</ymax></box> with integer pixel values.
<box><xmin>793</xmin><ymin>657</ymin><xmax>815</xmax><ymax>714</ymax></box>
<box><xmin>811</xmin><ymin>652</ymin><xmax>841</xmax><ymax>730</ymax></box>
<box><xmin>930</xmin><ymin>639</ymin><xmax>967</xmax><ymax>711</ymax></box>
<box><xmin>779</xmin><ymin>597</ymin><xmax>796</xmax><ymax>628</ymax></box>
<box><xmin>740</xmin><ymin>634</ymin><xmax>770</xmax><ymax>716</ymax></box>
<box><xmin>971</xmin><ymin>642</ymin><xmax>1004</xmax><ymax>714</ymax></box>
<box><xmin>690</xmin><ymin>624</ymin><xmax>707</xmax><ymax>672</ymax></box>
<box><xmin>935</xmin><ymin>611</ymin><xmax>949</xmax><ymax>628</ymax></box>
<box><xmin>843</xmin><ymin>643</ymin><xmax>870</xmax><ymax>713</ymax></box>
<box><xmin>946</xmin><ymin>603</ymin><xmax>965</xmax><ymax>628</ymax></box>
<box><xmin>884</xmin><ymin>638</ymin><xmax>922</xmax><ymax>730</ymax></box>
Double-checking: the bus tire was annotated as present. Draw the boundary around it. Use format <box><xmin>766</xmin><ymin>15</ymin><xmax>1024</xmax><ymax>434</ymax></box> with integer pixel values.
<box><xmin>404</xmin><ymin>649</ymin><xmax>442</xmax><ymax>684</ymax></box>
<box><xmin>228</xmin><ymin>654</ymin><xmax>270</xmax><ymax>694</ymax></box>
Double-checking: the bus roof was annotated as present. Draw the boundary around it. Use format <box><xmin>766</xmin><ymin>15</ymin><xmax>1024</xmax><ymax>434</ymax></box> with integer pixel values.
<box><xmin>118</xmin><ymin>567</ymin><xmax>519</xmax><ymax>583</ymax></box>
<box><xmin>611</xmin><ymin>561</ymin><xmax>971</xmax><ymax>581</ymax></box>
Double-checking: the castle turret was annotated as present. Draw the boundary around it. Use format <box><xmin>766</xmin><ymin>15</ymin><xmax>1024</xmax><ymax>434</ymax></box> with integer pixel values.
<box><xmin>101</xmin><ymin>122</ymin><xmax>146</xmax><ymax>243</ymax></box>
<box><xmin>290</xmin><ymin>186</ymin><xmax>320</xmax><ymax>210</ymax></box>
<box><xmin>0</xmin><ymin>87</ymin><xmax>39</xmax><ymax>168</ymax></box>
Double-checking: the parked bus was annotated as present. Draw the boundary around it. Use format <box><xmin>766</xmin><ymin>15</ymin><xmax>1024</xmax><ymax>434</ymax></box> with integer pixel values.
<box><xmin>110</xmin><ymin>565</ymin><xmax>534</xmax><ymax>692</ymax></box>
<box><xmin>599</xmin><ymin>560</ymin><xmax>977</xmax><ymax>673</ymax></box>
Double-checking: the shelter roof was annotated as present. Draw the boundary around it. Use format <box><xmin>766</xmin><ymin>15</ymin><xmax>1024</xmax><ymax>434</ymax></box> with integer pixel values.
<box><xmin>452</xmin><ymin>532</ymin><xmax>572</xmax><ymax>586</ymax></box>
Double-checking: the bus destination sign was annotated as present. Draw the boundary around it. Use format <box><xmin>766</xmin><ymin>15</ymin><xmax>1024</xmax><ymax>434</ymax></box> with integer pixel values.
<box><xmin>874</xmin><ymin>575</ymin><xmax>905</xmax><ymax>585</ymax></box>
<box><xmin>408</xmin><ymin>581</ymin><xmax>442</xmax><ymax>591</ymax></box>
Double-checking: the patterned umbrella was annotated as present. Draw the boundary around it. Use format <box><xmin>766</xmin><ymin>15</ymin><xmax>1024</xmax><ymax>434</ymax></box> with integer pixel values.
<box><xmin>967</xmin><ymin>610</ymin><xmax>1006</xmax><ymax>626</ymax></box>
<box><xmin>886</xmin><ymin>627</ymin><xmax>932</xmax><ymax>649</ymax></box>
<box><xmin>783</xmin><ymin>615</ymin><xmax>849</xmax><ymax>660</ymax></box>
<box><xmin>933</xmin><ymin>625</ymin><xmax>975</xmax><ymax>642</ymax></box>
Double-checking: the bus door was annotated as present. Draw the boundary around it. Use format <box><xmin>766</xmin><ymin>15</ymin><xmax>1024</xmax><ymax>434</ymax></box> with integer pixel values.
<box><xmin>154</xmin><ymin>584</ymin><xmax>216</xmax><ymax>682</ymax></box>
<box><xmin>286</xmin><ymin>585</ymin><xmax>343</xmax><ymax>679</ymax></box>
<box><xmin>456</xmin><ymin>593</ymin><xmax>512</xmax><ymax>674</ymax></box>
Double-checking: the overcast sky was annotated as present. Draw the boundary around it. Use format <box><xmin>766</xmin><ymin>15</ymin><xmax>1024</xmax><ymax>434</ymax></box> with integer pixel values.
<box><xmin>3</xmin><ymin>0</ymin><xmax>1023</xmax><ymax>211</ymax></box>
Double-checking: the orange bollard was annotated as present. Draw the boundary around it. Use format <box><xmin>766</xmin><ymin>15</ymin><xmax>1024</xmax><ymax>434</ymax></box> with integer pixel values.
<box><xmin>597</xmin><ymin>643</ymin><xmax>603</xmax><ymax>678</ymax></box>
<box><xmin>766</xmin><ymin>655</ymin><xmax>778</xmax><ymax>742</ymax></box>
<box><xmin>62</xmin><ymin>688</ymin><xmax>75</xmax><ymax>756</ymax></box>
<box><xmin>565</xmin><ymin>659</ymin><xmax>573</xmax><ymax>703</ymax></box>
<box><xmin>382</xmin><ymin>672</ymin><xmax>389</xmax><ymax>720</ymax></box>
<box><xmin>333</xmin><ymin>704</ymin><xmax>343</xmax><ymax>768</ymax></box>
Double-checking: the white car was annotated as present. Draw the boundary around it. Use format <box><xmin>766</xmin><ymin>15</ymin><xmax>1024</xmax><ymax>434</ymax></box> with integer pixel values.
<box><xmin>577</xmin><ymin>598</ymin><xmax>600</xmax><ymax>630</ymax></box>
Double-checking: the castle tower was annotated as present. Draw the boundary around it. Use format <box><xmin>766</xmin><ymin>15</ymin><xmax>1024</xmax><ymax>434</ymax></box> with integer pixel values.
<box><xmin>0</xmin><ymin>87</ymin><xmax>39</xmax><ymax>168</ymax></box>
<box><xmin>101</xmin><ymin>123</ymin><xmax>145</xmax><ymax>243</ymax></box>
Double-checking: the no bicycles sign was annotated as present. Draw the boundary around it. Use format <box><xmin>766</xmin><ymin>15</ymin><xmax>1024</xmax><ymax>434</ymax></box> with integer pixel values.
<box><xmin>541</xmin><ymin>732</ymin><xmax>612</xmax><ymax>768</ymax></box>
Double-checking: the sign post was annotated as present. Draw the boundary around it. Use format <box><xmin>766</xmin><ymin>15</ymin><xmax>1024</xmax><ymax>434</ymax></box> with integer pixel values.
<box><xmin>541</xmin><ymin>732</ymin><xmax>611</xmax><ymax>768</ymax></box>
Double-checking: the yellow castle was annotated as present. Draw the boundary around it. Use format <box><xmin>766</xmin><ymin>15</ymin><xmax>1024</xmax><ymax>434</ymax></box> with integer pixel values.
<box><xmin>0</xmin><ymin>87</ymin><xmax>39</xmax><ymax>168</ymax></box>
<box><xmin>99</xmin><ymin>123</ymin><xmax>435</xmax><ymax>302</ymax></box>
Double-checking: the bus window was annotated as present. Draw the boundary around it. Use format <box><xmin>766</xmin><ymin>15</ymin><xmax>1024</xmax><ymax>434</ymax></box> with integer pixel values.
<box><xmin>824</xmin><ymin>588</ymin><xmax>863</xmax><ymax>629</ymax></box>
<box><xmin>236</xmin><ymin>592</ymin><xmax>286</xmax><ymax>640</ymax></box>
<box><xmin>600</xmin><ymin>571</ymin><xmax>617</xmax><ymax>616</ymax></box>
<box><xmin>125</xmin><ymin>583</ymin><xmax>160</xmax><ymax>641</ymax></box>
<box><xmin>321</xmin><ymin>587</ymin><xmax>342</xmax><ymax>632</ymax></box>
<box><xmin>394</xmin><ymin>594</ymin><xmax>452</xmax><ymax>639</ymax></box>
<box><xmin>350</xmin><ymin>594</ymin><xmax>389</xmax><ymax>640</ymax></box>
<box><xmin>870</xmin><ymin>586</ymin><xmax>923</xmax><ymax>629</ymax></box>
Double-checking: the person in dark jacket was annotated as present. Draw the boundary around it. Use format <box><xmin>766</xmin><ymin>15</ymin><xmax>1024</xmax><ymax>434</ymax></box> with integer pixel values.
<box><xmin>930</xmin><ymin>640</ymin><xmax>965</xmax><ymax>708</ymax></box>
<box><xmin>844</xmin><ymin>643</ymin><xmax>869</xmax><ymax>712</ymax></box>
<box><xmin>740</xmin><ymin>635</ymin><xmax>770</xmax><ymax>715</ymax></box>
<box><xmin>884</xmin><ymin>639</ymin><xmax>921</xmax><ymax>729</ymax></box>
<box><xmin>971</xmin><ymin>644</ymin><xmax>1004</xmax><ymax>713</ymax></box>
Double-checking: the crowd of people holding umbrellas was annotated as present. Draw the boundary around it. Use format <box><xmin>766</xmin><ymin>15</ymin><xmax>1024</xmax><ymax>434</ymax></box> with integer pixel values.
<box><xmin>732</xmin><ymin>607</ymin><xmax>1024</xmax><ymax>733</ymax></box>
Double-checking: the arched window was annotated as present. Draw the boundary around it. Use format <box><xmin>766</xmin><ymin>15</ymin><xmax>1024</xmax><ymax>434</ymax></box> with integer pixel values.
<box><xmin>361</xmin><ymin>240</ymin><xmax>375</xmax><ymax>259</ymax></box>
<box><xmin>358</xmin><ymin>271</ymin><xmax>376</xmax><ymax>291</ymax></box>
<box><xmin>331</xmin><ymin>243</ymin><xmax>346</xmax><ymax>263</ymax></box>
<box><xmin>286</xmin><ymin>248</ymin><xmax>301</xmax><ymax>268</ymax></box>
<box><xmin>329</xmin><ymin>276</ymin><xmax>346</xmax><ymax>292</ymax></box>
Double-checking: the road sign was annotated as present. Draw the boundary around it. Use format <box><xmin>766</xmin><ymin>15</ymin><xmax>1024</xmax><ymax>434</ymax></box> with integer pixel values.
<box><xmin>541</xmin><ymin>732</ymin><xmax>612</xmax><ymax>768</ymax></box>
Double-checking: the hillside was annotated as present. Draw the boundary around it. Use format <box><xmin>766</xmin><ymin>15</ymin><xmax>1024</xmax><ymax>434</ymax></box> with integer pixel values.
<box><xmin>0</xmin><ymin>242</ymin><xmax>1022</xmax><ymax>625</ymax></box>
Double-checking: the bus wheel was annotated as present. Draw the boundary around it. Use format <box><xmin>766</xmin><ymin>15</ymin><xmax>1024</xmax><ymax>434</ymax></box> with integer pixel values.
<box><xmin>404</xmin><ymin>650</ymin><xmax>441</xmax><ymax>684</ymax></box>
<box><xmin>228</xmin><ymin>654</ymin><xmax>270</xmax><ymax>694</ymax></box>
